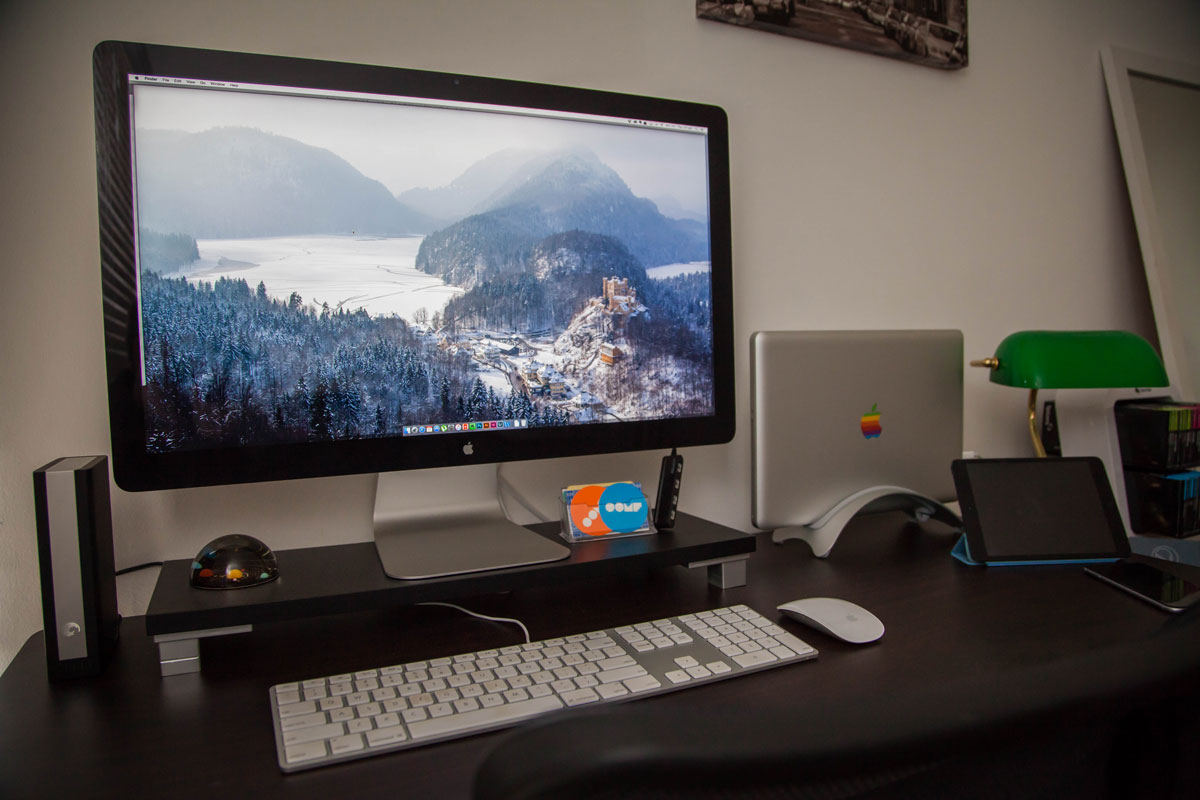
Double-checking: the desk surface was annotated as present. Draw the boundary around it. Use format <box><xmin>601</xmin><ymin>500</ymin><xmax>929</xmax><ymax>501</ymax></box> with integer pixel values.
<box><xmin>0</xmin><ymin>513</ymin><xmax>1179</xmax><ymax>800</ymax></box>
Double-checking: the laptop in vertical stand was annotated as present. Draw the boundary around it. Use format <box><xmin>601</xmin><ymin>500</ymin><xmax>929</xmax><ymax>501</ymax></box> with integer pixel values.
<box><xmin>751</xmin><ymin>330</ymin><xmax>963</xmax><ymax>556</ymax></box>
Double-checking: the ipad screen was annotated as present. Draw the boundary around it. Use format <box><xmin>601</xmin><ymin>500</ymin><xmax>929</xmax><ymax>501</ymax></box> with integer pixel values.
<box><xmin>954</xmin><ymin>458</ymin><xmax>1129</xmax><ymax>561</ymax></box>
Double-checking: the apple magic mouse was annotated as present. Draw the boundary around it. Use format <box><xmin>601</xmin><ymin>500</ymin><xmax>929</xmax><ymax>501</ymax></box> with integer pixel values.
<box><xmin>776</xmin><ymin>597</ymin><xmax>884</xmax><ymax>644</ymax></box>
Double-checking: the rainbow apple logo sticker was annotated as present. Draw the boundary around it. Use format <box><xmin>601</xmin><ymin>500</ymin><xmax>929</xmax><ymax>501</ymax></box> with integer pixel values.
<box><xmin>860</xmin><ymin>403</ymin><xmax>882</xmax><ymax>439</ymax></box>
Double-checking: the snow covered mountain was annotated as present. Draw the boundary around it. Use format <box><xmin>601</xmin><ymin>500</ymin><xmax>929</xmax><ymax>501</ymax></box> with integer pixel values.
<box><xmin>134</xmin><ymin>127</ymin><xmax>436</xmax><ymax>239</ymax></box>
<box><xmin>414</xmin><ymin>148</ymin><xmax>708</xmax><ymax>289</ymax></box>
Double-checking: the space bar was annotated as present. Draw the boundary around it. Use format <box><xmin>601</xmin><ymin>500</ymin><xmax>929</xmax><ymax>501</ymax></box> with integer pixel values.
<box><xmin>407</xmin><ymin>695</ymin><xmax>565</xmax><ymax>739</ymax></box>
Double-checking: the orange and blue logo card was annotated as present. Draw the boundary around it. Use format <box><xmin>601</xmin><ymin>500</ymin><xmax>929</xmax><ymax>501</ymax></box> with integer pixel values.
<box><xmin>562</xmin><ymin>481</ymin><xmax>652</xmax><ymax>539</ymax></box>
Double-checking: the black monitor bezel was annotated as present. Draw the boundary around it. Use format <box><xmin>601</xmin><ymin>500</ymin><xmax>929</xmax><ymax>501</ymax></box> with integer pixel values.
<box><xmin>93</xmin><ymin>40</ymin><xmax>735</xmax><ymax>492</ymax></box>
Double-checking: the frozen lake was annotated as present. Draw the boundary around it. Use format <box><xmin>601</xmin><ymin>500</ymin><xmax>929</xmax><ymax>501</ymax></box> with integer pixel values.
<box><xmin>646</xmin><ymin>261</ymin><xmax>710</xmax><ymax>280</ymax></box>
<box><xmin>183</xmin><ymin>234</ymin><xmax>461</xmax><ymax>321</ymax></box>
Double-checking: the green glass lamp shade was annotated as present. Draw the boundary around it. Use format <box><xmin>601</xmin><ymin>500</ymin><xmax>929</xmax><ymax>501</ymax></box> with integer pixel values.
<box><xmin>986</xmin><ymin>331</ymin><xmax>1168</xmax><ymax>390</ymax></box>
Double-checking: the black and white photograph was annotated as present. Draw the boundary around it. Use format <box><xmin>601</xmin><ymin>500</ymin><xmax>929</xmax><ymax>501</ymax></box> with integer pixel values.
<box><xmin>696</xmin><ymin>0</ymin><xmax>968</xmax><ymax>70</ymax></box>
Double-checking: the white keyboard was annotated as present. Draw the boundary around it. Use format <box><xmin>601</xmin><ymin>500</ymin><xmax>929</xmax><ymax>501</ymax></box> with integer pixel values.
<box><xmin>270</xmin><ymin>604</ymin><xmax>817</xmax><ymax>772</ymax></box>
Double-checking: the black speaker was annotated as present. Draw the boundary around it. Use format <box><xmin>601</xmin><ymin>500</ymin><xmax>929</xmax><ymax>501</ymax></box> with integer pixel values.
<box><xmin>32</xmin><ymin>456</ymin><xmax>120</xmax><ymax>680</ymax></box>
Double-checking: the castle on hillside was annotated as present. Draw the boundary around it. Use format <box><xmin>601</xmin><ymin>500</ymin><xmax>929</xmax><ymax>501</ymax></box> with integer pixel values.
<box><xmin>596</xmin><ymin>276</ymin><xmax>641</xmax><ymax>345</ymax></box>
<box><xmin>601</xmin><ymin>276</ymin><xmax>637</xmax><ymax>315</ymax></box>
<box><xmin>574</xmin><ymin>276</ymin><xmax>646</xmax><ymax>365</ymax></box>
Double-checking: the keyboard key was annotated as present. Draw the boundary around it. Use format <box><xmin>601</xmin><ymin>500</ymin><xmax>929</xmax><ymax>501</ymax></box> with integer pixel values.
<box><xmin>624</xmin><ymin>674</ymin><xmax>662</xmax><ymax>693</ymax></box>
<box><xmin>775</xmin><ymin>632</ymin><xmax>817</xmax><ymax>655</ymax></box>
<box><xmin>346</xmin><ymin>718</ymin><xmax>373</xmax><ymax>734</ymax></box>
<box><xmin>277</xmin><ymin>701</ymin><xmax>317</xmax><ymax>719</ymax></box>
<box><xmin>598</xmin><ymin>654</ymin><xmax>637</xmax><ymax>671</ymax></box>
<box><xmin>280</xmin><ymin>712</ymin><xmax>328</xmax><ymax>732</ymax></box>
<box><xmin>284</xmin><ymin>741</ymin><xmax>327</xmax><ymax>764</ymax></box>
<box><xmin>329</xmin><ymin>734</ymin><xmax>364</xmax><ymax>755</ymax></box>
<box><xmin>597</xmin><ymin>683</ymin><xmax>629</xmax><ymax>700</ymax></box>
<box><xmin>407</xmin><ymin>695</ymin><xmax>564</xmax><ymax>739</ymax></box>
<box><xmin>560</xmin><ymin>688</ymin><xmax>600</xmax><ymax>706</ymax></box>
<box><xmin>731</xmin><ymin>650</ymin><xmax>778</xmax><ymax>669</ymax></box>
<box><xmin>283</xmin><ymin>723</ymin><xmax>344</xmax><ymax>746</ymax></box>
<box><xmin>597</xmin><ymin>665</ymin><xmax>648</xmax><ymax>684</ymax></box>
<box><xmin>366</xmin><ymin>727</ymin><xmax>409</xmax><ymax>748</ymax></box>
<box><xmin>453</xmin><ymin>698</ymin><xmax>481</xmax><ymax>713</ymax></box>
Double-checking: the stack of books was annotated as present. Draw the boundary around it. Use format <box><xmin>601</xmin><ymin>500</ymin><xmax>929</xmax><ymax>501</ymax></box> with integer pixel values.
<box><xmin>1116</xmin><ymin>402</ymin><xmax>1200</xmax><ymax>538</ymax></box>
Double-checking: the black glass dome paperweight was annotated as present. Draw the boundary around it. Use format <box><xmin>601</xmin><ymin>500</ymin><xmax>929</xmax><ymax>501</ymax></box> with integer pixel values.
<box><xmin>190</xmin><ymin>534</ymin><xmax>280</xmax><ymax>590</ymax></box>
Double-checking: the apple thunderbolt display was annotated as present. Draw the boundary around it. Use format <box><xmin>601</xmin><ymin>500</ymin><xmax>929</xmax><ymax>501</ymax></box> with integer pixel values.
<box><xmin>94</xmin><ymin>42</ymin><xmax>734</xmax><ymax>578</ymax></box>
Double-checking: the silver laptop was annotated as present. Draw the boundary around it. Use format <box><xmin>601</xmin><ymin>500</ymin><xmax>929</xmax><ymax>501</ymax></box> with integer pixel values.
<box><xmin>751</xmin><ymin>330</ymin><xmax>963</xmax><ymax>537</ymax></box>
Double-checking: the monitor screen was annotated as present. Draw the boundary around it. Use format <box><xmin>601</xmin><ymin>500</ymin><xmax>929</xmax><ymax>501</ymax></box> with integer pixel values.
<box><xmin>94</xmin><ymin>42</ymin><xmax>734</xmax><ymax>493</ymax></box>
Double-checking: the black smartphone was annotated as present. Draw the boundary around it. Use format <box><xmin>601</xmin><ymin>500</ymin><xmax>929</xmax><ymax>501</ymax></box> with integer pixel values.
<box><xmin>1084</xmin><ymin>559</ymin><xmax>1200</xmax><ymax>613</ymax></box>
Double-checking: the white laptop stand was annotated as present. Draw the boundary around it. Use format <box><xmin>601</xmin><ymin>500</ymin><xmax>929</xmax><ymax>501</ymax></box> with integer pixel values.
<box><xmin>772</xmin><ymin>485</ymin><xmax>961</xmax><ymax>558</ymax></box>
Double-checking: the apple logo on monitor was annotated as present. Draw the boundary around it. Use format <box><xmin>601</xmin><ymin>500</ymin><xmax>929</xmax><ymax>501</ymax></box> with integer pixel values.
<box><xmin>463</xmin><ymin>442</ymin><xmax>474</xmax><ymax>456</ymax></box>
<box><xmin>860</xmin><ymin>404</ymin><xmax>882</xmax><ymax>439</ymax></box>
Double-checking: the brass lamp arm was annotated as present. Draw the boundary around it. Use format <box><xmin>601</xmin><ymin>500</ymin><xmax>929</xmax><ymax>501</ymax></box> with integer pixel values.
<box><xmin>1027</xmin><ymin>388</ymin><xmax>1046</xmax><ymax>457</ymax></box>
<box><xmin>971</xmin><ymin>357</ymin><xmax>1047</xmax><ymax>457</ymax></box>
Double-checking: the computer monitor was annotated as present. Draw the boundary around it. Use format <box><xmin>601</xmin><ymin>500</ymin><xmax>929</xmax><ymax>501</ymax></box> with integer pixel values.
<box><xmin>93</xmin><ymin>41</ymin><xmax>734</xmax><ymax>578</ymax></box>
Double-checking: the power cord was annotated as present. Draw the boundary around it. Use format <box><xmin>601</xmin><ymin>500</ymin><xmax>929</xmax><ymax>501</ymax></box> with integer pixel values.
<box><xmin>115</xmin><ymin>561</ymin><xmax>164</xmax><ymax>576</ymax></box>
<box><xmin>418</xmin><ymin>601</ymin><xmax>532</xmax><ymax>644</ymax></box>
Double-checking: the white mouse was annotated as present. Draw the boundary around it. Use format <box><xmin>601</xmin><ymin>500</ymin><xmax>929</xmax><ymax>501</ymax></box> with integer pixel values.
<box><xmin>776</xmin><ymin>597</ymin><xmax>885</xmax><ymax>644</ymax></box>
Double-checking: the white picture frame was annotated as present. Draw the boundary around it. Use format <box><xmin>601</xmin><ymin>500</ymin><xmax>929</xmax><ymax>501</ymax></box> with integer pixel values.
<box><xmin>1102</xmin><ymin>46</ymin><xmax>1200</xmax><ymax>401</ymax></box>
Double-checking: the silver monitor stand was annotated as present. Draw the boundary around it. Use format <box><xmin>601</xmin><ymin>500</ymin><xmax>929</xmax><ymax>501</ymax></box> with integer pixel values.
<box><xmin>373</xmin><ymin>465</ymin><xmax>570</xmax><ymax>580</ymax></box>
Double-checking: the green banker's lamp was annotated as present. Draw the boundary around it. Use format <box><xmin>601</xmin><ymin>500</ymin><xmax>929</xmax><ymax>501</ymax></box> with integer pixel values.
<box><xmin>971</xmin><ymin>330</ymin><xmax>1169</xmax><ymax>457</ymax></box>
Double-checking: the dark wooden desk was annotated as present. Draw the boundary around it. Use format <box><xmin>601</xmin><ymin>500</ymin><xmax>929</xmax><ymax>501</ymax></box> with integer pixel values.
<box><xmin>0</xmin><ymin>513</ymin><xmax>1179</xmax><ymax>800</ymax></box>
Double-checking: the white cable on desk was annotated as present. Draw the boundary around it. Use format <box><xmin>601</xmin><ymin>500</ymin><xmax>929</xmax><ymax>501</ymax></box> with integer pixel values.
<box><xmin>418</xmin><ymin>601</ymin><xmax>532</xmax><ymax>644</ymax></box>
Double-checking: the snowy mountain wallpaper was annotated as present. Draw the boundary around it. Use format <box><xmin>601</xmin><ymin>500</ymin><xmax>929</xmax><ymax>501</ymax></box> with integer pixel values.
<box><xmin>130</xmin><ymin>82</ymin><xmax>716</xmax><ymax>453</ymax></box>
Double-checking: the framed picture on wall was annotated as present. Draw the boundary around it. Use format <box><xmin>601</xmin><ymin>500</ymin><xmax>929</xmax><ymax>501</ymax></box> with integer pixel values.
<box><xmin>696</xmin><ymin>1</ymin><xmax>968</xmax><ymax>70</ymax></box>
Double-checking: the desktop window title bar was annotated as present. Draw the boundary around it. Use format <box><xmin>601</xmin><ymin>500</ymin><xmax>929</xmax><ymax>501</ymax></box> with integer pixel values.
<box><xmin>127</xmin><ymin>74</ymin><xmax>708</xmax><ymax>135</ymax></box>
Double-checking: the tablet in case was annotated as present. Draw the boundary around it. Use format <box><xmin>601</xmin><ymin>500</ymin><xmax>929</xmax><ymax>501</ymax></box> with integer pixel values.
<box><xmin>951</xmin><ymin>457</ymin><xmax>1130</xmax><ymax>566</ymax></box>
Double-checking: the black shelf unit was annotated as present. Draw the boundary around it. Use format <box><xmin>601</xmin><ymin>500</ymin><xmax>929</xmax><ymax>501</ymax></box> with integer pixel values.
<box><xmin>145</xmin><ymin>512</ymin><xmax>755</xmax><ymax>637</ymax></box>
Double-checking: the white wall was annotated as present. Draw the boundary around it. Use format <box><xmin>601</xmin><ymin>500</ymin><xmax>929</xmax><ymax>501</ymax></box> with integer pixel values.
<box><xmin>2</xmin><ymin>0</ymin><xmax>1197</xmax><ymax>674</ymax></box>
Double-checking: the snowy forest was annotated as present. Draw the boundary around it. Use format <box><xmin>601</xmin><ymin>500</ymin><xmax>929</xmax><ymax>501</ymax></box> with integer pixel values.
<box><xmin>139</xmin><ymin>269</ymin><xmax>571</xmax><ymax>453</ymax></box>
